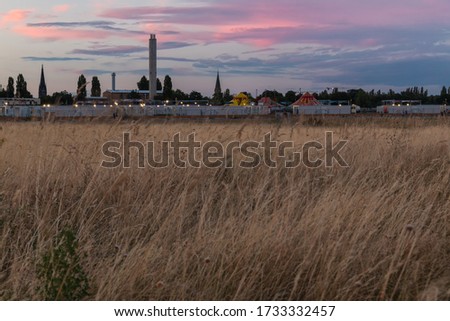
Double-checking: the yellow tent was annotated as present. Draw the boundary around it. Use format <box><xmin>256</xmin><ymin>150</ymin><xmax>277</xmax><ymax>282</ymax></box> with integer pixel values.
<box><xmin>230</xmin><ymin>92</ymin><xmax>250</xmax><ymax>106</ymax></box>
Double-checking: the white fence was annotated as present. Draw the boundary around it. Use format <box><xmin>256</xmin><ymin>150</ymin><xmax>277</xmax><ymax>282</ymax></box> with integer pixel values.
<box><xmin>376</xmin><ymin>105</ymin><xmax>448</xmax><ymax>115</ymax></box>
<box><xmin>0</xmin><ymin>106</ymin><xmax>43</xmax><ymax>117</ymax></box>
<box><xmin>0</xmin><ymin>105</ymin><xmax>270</xmax><ymax>118</ymax></box>
<box><xmin>293</xmin><ymin>105</ymin><xmax>352</xmax><ymax>115</ymax></box>
<box><xmin>2</xmin><ymin>104</ymin><xmax>448</xmax><ymax>118</ymax></box>
<box><xmin>146</xmin><ymin>106</ymin><xmax>270</xmax><ymax>117</ymax></box>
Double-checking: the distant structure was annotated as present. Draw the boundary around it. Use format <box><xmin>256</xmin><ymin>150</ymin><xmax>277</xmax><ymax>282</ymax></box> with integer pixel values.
<box><xmin>214</xmin><ymin>70</ymin><xmax>222</xmax><ymax>97</ymax></box>
<box><xmin>102</xmin><ymin>34</ymin><xmax>161</xmax><ymax>103</ymax></box>
<box><xmin>38</xmin><ymin>65</ymin><xmax>47</xmax><ymax>99</ymax></box>
<box><xmin>211</xmin><ymin>70</ymin><xmax>223</xmax><ymax>104</ymax></box>
<box><xmin>149</xmin><ymin>34</ymin><xmax>157</xmax><ymax>101</ymax></box>
<box><xmin>111</xmin><ymin>72</ymin><xmax>116</xmax><ymax>91</ymax></box>
<box><xmin>103</xmin><ymin>72</ymin><xmax>161</xmax><ymax>103</ymax></box>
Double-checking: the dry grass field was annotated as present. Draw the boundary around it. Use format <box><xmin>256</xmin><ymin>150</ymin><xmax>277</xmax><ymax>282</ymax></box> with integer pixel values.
<box><xmin>0</xmin><ymin>117</ymin><xmax>449</xmax><ymax>300</ymax></box>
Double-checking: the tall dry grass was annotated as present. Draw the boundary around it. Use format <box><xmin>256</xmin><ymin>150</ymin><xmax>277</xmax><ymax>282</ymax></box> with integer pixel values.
<box><xmin>0</xmin><ymin>117</ymin><xmax>449</xmax><ymax>300</ymax></box>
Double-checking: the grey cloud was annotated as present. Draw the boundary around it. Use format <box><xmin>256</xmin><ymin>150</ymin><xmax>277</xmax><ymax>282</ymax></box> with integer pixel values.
<box><xmin>159</xmin><ymin>42</ymin><xmax>197</xmax><ymax>50</ymax></box>
<box><xmin>28</xmin><ymin>21</ymin><xmax>115</xmax><ymax>28</ymax></box>
<box><xmin>330</xmin><ymin>57</ymin><xmax>450</xmax><ymax>87</ymax></box>
<box><xmin>81</xmin><ymin>69</ymin><xmax>112</xmax><ymax>75</ymax></box>
<box><xmin>159</xmin><ymin>57</ymin><xmax>197</xmax><ymax>62</ymax></box>
<box><xmin>215</xmin><ymin>54</ymin><xmax>239</xmax><ymax>61</ymax></box>
<box><xmin>22</xmin><ymin>56</ymin><xmax>90</xmax><ymax>61</ymax></box>
<box><xmin>70</xmin><ymin>46</ymin><xmax>147</xmax><ymax>56</ymax></box>
<box><xmin>159</xmin><ymin>31</ymin><xmax>180</xmax><ymax>35</ymax></box>
<box><xmin>27</xmin><ymin>21</ymin><xmax>147</xmax><ymax>35</ymax></box>
<box><xmin>242</xmin><ymin>48</ymin><xmax>276</xmax><ymax>55</ymax></box>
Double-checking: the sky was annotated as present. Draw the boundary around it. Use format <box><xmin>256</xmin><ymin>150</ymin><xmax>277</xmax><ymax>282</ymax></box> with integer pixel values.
<box><xmin>2</xmin><ymin>0</ymin><xmax>450</xmax><ymax>97</ymax></box>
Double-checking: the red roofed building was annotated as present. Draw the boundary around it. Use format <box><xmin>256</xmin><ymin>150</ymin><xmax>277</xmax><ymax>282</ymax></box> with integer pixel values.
<box><xmin>258</xmin><ymin>97</ymin><xmax>280</xmax><ymax>107</ymax></box>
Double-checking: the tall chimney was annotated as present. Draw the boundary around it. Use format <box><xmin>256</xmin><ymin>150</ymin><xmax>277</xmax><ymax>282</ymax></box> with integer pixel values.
<box><xmin>111</xmin><ymin>72</ymin><xmax>116</xmax><ymax>91</ymax></box>
<box><xmin>149</xmin><ymin>34</ymin><xmax>157</xmax><ymax>101</ymax></box>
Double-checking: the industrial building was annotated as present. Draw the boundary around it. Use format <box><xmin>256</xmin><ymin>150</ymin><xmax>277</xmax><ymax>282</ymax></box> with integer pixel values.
<box><xmin>102</xmin><ymin>34</ymin><xmax>160</xmax><ymax>103</ymax></box>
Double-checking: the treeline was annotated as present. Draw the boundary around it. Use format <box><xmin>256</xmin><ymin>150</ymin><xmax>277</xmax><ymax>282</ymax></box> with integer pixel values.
<box><xmin>254</xmin><ymin>87</ymin><xmax>450</xmax><ymax>108</ymax></box>
<box><xmin>39</xmin><ymin>75</ymin><xmax>102</xmax><ymax>105</ymax></box>
<box><xmin>37</xmin><ymin>74</ymin><xmax>212</xmax><ymax>105</ymax></box>
<box><xmin>316</xmin><ymin>87</ymin><xmax>449</xmax><ymax>108</ymax></box>
<box><xmin>0</xmin><ymin>74</ymin><xmax>32</xmax><ymax>98</ymax></box>
<box><xmin>135</xmin><ymin>75</ymin><xmax>211</xmax><ymax>102</ymax></box>
<box><xmin>3</xmin><ymin>71</ymin><xmax>450</xmax><ymax>108</ymax></box>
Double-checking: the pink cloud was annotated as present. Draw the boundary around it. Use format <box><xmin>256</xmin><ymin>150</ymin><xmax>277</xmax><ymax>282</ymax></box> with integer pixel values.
<box><xmin>100</xmin><ymin>5</ymin><xmax>310</xmax><ymax>47</ymax></box>
<box><xmin>213</xmin><ymin>24</ymin><xmax>301</xmax><ymax>47</ymax></box>
<box><xmin>14</xmin><ymin>25</ymin><xmax>112</xmax><ymax>41</ymax></box>
<box><xmin>360</xmin><ymin>38</ymin><xmax>379</xmax><ymax>47</ymax></box>
<box><xmin>1</xmin><ymin>9</ymin><xmax>32</xmax><ymax>26</ymax></box>
<box><xmin>7</xmin><ymin>0</ymin><xmax>450</xmax><ymax>54</ymax></box>
<box><xmin>99</xmin><ymin>5</ymin><xmax>246</xmax><ymax>25</ymax></box>
<box><xmin>11</xmin><ymin>21</ymin><xmax>148</xmax><ymax>42</ymax></box>
<box><xmin>99</xmin><ymin>1</ymin><xmax>450</xmax><ymax>32</ymax></box>
<box><xmin>53</xmin><ymin>4</ymin><xmax>71</xmax><ymax>13</ymax></box>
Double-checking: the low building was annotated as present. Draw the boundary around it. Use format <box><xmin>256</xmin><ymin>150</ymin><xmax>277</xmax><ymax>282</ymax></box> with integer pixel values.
<box><xmin>102</xmin><ymin>90</ymin><xmax>163</xmax><ymax>104</ymax></box>
<box><xmin>75</xmin><ymin>97</ymin><xmax>109</xmax><ymax>106</ymax></box>
<box><xmin>0</xmin><ymin>98</ymin><xmax>40</xmax><ymax>106</ymax></box>
<box><xmin>103</xmin><ymin>90</ymin><xmax>148</xmax><ymax>102</ymax></box>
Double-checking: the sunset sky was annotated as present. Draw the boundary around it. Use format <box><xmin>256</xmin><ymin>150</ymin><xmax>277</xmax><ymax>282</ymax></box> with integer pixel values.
<box><xmin>2</xmin><ymin>0</ymin><xmax>450</xmax><ymax>97</ymax></box>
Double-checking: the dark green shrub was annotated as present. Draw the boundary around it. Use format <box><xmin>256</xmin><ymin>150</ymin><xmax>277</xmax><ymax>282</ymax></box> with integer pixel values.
<box><xmin>37</xmin><ymin>228</ymin><xmax>89</xmax><ymax>300</ymax></box>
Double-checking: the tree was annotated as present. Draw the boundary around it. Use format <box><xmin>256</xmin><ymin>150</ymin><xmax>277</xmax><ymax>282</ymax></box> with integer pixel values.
<box><xmin>163</xmin><ymin>75</ymin><xmax>173</xmax><ymax>100</ymax></box>
<box><xmin>6</xmin><ymin>77</ymin><xmax>14</xmax><ymax>98</ymax></box>
<box><xmin>76</xmin><ymin>74</ymin><xmax>87</xmax><ymax>101</ymax></box>
<box><xmin>173</xmin><ymin>89</ymin><xmax>188</xmax><ymax>100</ymax></box>
<box><xmin>52</xmin><ymin>91</ymin><xmax>73</xmax><ymax>105</ymax></box>
<box><xmin>15</xmin><ymin>74</ymin><xmax>24</xmax><ymax>98</ymax></box>
<box><xmin>329</xmin><ymin>88</ymin><xmax>349</xmax><ymax>101</ymax></box>
<box><xmin>354</xmin><ymin>89</ymin><xmax>369</xmax><ymax>107</ymax></box>
<box><xmin>284</xmin><ymin>90</ymin><xmax>297</xmax><ymax>103</ymax></box>
<box><xmin>40</xmin><ymin>95</ymin><xmax>53</xmax><ymax>105</ymax></box>
<box><xmin>189</xmin><ymin>91</ymin><xmax>203</xmax><ymax>101</ymax></box>
<box><xmin>440</xmin><ymin>85</ymin><xmax>447</xmax><ymax>103</ymax></box>
<box><xmin>260</xmin><ymin>90</ymin><xmax>283</xmax><ymax>102</ymax></box>
<box><xmin>157</xmin><ymin>78</ymin><xmax>162</xmax><ymax>91</ymax></box>
<box><xmin>137</xmin><ymin>76</ymin><xmax>149</xmax><ymax>90</ymax></box>
<box><xmin>15</xmin><ymin>74</ymin><xmax>32</xmax><ymax>98</ymax></box>
<box><xmin>243</xmin><ymin>91</ymin><xmax>255</xmax><ymax>102</ymax></box>
<box><xmin>91</xmin><ymin>76</ymin><xmax>101</xmax><ymax>97</ymax></box>
<box><xmin>223</xmin><ymin>88</ymin><xmax>232</xmax><ymax>103</ymax></box>
<box><xmin>211</xmin><ymin>91</ymin><xmax>223</xmax><ymax>105</ymax></box>
<box><xmin>317</xmin><ymin>90</ymin><xmax>329</xmax><ymax>100</ymax></box>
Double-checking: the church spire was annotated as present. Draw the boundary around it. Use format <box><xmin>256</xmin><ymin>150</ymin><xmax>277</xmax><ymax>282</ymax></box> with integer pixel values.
<box><xmin>212</xmin><ymin>70</ymin><xmax>223</xmax><ymax>105</ymax></box>
<box><xmin>214</xmin><ymin>70</ymin><xmax>221</xmax><ymax>95</ymax></box>
<box><xmin>38</xmin><ymin>65</ymin><xmax>47</xmax><ymax>99</ymax></box>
